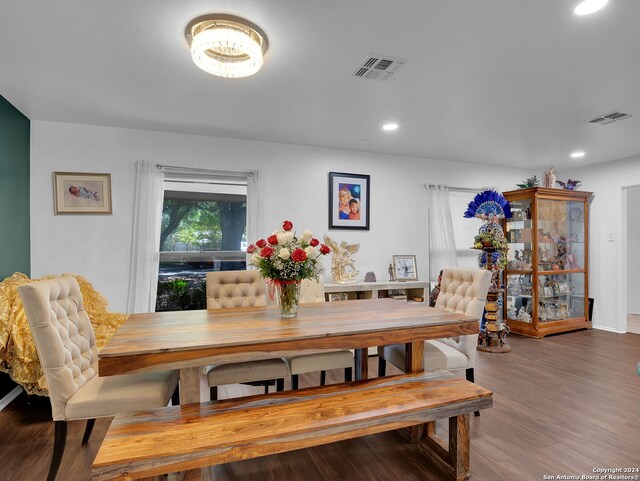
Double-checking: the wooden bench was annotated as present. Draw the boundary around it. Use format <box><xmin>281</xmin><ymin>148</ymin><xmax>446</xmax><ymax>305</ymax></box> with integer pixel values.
<box><xmin>92</xmin><ymin>373</ymin><xmax>493</xmax><ymax>481</ymax></box>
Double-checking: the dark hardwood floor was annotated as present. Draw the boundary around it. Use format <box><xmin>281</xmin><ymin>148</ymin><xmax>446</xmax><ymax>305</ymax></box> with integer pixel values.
<box><xmin>1</xmin><ymin>329</ymin><xmax>639</xmax><ymax>481</ymax></box>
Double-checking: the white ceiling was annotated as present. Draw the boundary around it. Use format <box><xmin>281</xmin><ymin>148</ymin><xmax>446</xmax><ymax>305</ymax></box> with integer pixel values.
<box><xmin>1</xmin><ymin>0</ymin><xmax>639</xmax><ymax>169</ymax></box>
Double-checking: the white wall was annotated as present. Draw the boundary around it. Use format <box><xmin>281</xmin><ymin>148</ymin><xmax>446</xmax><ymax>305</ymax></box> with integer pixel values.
<box><xmin>30</xmin><ymin>120</ymin><xmax>529</xmax><ymax>312</ymax></box>
<box><xmin>559</xmin><ymin>156</ymin><xmax>640</xmax><ymax>331</ymax></box>
<box><xmin>627</xmin><ymin>185</ymin><xmax>640</xmax><ymax>314</ymax></box>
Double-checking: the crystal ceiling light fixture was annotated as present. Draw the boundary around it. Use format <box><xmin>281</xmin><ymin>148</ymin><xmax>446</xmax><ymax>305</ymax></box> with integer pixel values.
<box><xmin>574</xmin><ymin>0</ymin><xmax>609</xmax><ymax>15</ymax></box>
<box><xmin>185</xmin><ymin>14</ymin><xmax>269</xmax><ymax>78</ymax></box>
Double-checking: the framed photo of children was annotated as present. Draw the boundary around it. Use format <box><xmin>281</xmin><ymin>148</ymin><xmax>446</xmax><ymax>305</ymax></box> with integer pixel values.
<box><xmin>328</xmin><ymin>172</ymin><xmax>370</xmax><ymax>230</ymax></box>
<box><xmin>53</xmin><ymin>172</ymin><xmax>112</xmax><ymax>215</ymax></box>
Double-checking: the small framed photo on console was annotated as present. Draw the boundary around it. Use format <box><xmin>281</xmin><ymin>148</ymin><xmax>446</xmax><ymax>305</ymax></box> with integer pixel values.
<box><xmin>392</xmin><ymin>255</ymin><xmax>418</xmax><ymax>281</ymax></box>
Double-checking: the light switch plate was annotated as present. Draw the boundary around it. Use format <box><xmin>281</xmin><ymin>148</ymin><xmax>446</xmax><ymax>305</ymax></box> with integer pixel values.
<box><xmin>607</xmin><ymin>232</ymin><xmax>615</xmax><ymax>242</ymax></box>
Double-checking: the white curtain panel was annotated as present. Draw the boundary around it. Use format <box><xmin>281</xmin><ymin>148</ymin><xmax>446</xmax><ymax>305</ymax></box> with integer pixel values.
<box><xmin>426</xmin><ymin>184</ymin><xmax>458</xmax><ymax>281</ymax></box>
<box><xmin>246</xmin><ymin>169</ymin><xmax>265</xmax><ymax>268</ymax></box>
<box><xmin>126</xmin><ymin>160</ymin><xmax>164</xmax><ymax>313</ymax></box>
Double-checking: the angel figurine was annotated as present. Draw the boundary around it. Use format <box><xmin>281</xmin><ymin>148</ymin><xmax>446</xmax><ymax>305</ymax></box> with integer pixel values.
<box><xmin>323</xmin><ymin>235</ymin><xmax>360</xmax><ymax>283</ymax></box>
<box><xmin>543</xmin><ymin>167</ymin><xmax>556</xmax><ymax>188</ymax></box>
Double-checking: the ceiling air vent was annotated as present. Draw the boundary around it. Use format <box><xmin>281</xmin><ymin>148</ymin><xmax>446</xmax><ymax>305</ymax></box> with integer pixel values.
<box><xmin>588</xmin><ymin>111</ymin><xmax>633</xmax><ymax>125</ymax></box>
<box><xmin>352</xmin><ymin>54</ymin><xmax>408</xmax><ymax>82</ymax></box>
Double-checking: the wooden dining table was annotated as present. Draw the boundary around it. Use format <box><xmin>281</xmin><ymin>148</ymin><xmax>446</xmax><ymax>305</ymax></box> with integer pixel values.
<box><xmin>99</xmin><ymin>298</ymin><xmax>478</xmax><ymax>405</ymax></box>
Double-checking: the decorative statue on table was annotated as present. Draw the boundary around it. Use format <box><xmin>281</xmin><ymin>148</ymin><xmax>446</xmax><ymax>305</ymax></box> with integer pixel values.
<box><xmin>323</xmin><ymin>235</ymin><xmax>360</xmax><ymax>283</ymax></box>
<box><xmin>543</xmin><ymin>167</ymin><xmax>556</xmax><ymax>188</ymax></box>
<box><xmin>464</xmin><ymin>190</ymin><xmax>512</xmax><ymax>353</ymax></box>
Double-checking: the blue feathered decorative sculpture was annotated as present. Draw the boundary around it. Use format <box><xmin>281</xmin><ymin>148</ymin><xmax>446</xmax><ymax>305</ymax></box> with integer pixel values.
<box><xmin>466</xmin><ymin>190</ymin><xmax>512</xmax><ymax>352</ymax></box>
<box><xmin>464</xmin><ymin>190</ymin><xmax>512</xmax><ymax>221</ymax></box>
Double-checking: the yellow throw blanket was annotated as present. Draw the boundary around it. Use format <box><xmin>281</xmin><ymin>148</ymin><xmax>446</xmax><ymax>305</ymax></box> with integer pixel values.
<box><xmin>0</xmin><ymin>273</ymin><xmax>128</xmax><ymax>396</ymax></box>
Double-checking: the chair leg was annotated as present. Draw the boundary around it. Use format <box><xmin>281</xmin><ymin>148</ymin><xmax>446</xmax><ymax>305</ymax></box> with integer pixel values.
<box><xmin>466</xmin><ymin>368</ymin><xmax>480</xmax><ymax>416</ymax></box>
<box><xmin>210</xmin><ymin>386</ymin><xmax>218</xmax><ymax>401</ymax></box>
<box><xmin>378</xmin><ymin>356</ymin><xmax>387</xmax><ymax>377</ymax></box>
<box><xmin>48</xmin><ymin>421</ymin><xmax>67</xmax><ymax>481</ymax></box>
<box><xmin>344</xmin><ymin>367</ymin><xmax>352</xmax><ymax>382</ymax></box>
<box><xmin>320</xmin><ymin>370</ymin><xmax>327</xmax><ymax>386</ymax></box>
<box><xmin>465</xmin><ymin>367</ymin><xmax>474</xmax><ymax>383</ymax></box>
<box><xmin>81</xmin><ymin>419</ymin><xmax>95</xmax><ymax>446</ymax></box>
<box><xmin>292</xmin><ymin>374</ymin><xmax>299</xmax><ymax>390</ymax></box>
<box><xmin>276</xmin><ymin>378</ymin><xmax>284</xmax><ymax>392</ymax></box>
<box><xmin>264</xmin><ymin>384</ymin><xmax>269</xmax><ymax>394</ymax></box>
<box><xmin>171</xmin><ymin>384</ymin><xmax>180</xmax><ymax>406</ymax></box>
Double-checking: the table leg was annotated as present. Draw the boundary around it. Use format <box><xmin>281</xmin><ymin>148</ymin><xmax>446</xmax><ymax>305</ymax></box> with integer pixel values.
<box><xmin>177</xmin><ymin>467</ymin><xmax>214</xmax><ymax>480</ymax></box>
<box><xmin>449</xmin><ymin>414</ymin><xmax>470</xmax><ymax>477</ymax></box>
<box><xmin>404</xmin><ymin>341</ymin><xmax>424</xmax><ymax>373</ymax></box>
<box><xmin>354</xmin><ymin>348</ymin><xmax>369</xmax><ymax>381</ymax></box>
<box><xmin>419</xmin><ymin>414</ymin><xmax>470</xmax><ymax>481</ymax></box>
<box><xmin>179</xmin><ymin>367</ymin><xmax>202</xmax><ymax>404</ymax></box>
<box><xmin>405</xmin><ymin>341</ymin><xmax>424</xmax><ymax>442</ymax></box>
<box><xmin>173</xmin><ymin>368</ymin><xmax>202</xmax><ymax>481</ymax></box>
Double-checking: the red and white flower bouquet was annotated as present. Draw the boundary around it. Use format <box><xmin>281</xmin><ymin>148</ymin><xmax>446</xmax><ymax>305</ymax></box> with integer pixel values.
<box><xmin>248</xmin><ymin>220</ymin><xmax>330</xmax><ymax>317</ymax></box>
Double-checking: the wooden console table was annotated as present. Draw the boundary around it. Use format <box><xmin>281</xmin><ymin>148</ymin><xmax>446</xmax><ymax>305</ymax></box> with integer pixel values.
<box><xmin>324</xmin><ymin>280</ymin><xmax>429</xmax><ymax>302</ymax></box>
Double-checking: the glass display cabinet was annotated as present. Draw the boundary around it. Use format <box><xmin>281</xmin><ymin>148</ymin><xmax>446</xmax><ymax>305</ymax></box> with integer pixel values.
<box><xmin>502</xmin><ymin>187</ymin><xmax>592</xmax><ymax>338</ymax></box>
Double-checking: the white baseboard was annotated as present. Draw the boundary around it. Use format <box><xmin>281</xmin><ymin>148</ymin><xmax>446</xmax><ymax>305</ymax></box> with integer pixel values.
<box><xmin>592</xmin><ymin>324</ymin><xmax>626</xmax><ymax>334</ymax></box>
<box><xmin>0</xmin><ymin>386</ymin><xmax>23</xmax><ymax>412</ymax></box>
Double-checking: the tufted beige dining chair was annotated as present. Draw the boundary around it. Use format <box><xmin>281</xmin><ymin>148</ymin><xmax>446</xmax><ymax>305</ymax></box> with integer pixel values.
<box><xmin>18</xmin><ymin>277</ymin><xmax>179</xmax><ymax>481</ymax></box>
<box><xmin>286</xmin><ymin>278</ymin><xmax>353</xmax><ymax>389</ymax></box>
<box><xmin>206</xmin><ymin>270</ymin><xmax>289</xmax><ymax>399</ymax></box>
<box><xmin>377</xmin><ymin>268</ymin><xmax>491</xmax><ymax>414</ymax></box>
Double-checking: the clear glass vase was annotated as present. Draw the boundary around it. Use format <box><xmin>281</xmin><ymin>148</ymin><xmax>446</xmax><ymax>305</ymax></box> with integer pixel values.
<box><xmin>275</xmin><ymin>281</ymin><xmax>301</xmax><ymax>318</ymax></box>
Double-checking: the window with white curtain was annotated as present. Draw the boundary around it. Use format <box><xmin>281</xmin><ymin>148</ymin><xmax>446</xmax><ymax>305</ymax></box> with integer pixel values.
<box><xmin>156</xmin><ymin>170</ymin><xmax>249</xmax><ymax>311</ymax></box>
<box><xmin>449</xmin><ymin>190</ymin><xmax>483</xmax><ymax>270</ymax></box>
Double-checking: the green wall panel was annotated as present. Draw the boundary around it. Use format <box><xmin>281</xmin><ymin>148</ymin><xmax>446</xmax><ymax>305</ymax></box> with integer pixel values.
<box><xmin>0</xmin><ymin>95</ymin><xmax>30</xmax><ymax>279</ymax></box>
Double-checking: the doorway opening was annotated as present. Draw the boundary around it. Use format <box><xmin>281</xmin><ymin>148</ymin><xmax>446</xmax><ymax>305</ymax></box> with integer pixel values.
<box><xmin>626</xmin><ymin>185</ymin><xmax>640</xmax><ymax>334</ymax></box>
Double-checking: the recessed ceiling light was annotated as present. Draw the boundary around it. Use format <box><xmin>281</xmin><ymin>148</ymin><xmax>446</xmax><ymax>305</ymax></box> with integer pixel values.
<box><xmin>185</xmin><ymin>14</ymin><xmax>268</xmax><ymax>78</ymax></box>
<box><xmin>570</xmin><ymin>151</ymin><xmax>586</xmax><ymax>158</ymax></box>
<box><xmin>382</xmin><ymin>123</ymin><xmax>399</xmax><ymax>131</ymax></box>
<box><xmin>574</xmin><ymin>0</ymin><xmax>608</xmax><ymax>16</ymax></box>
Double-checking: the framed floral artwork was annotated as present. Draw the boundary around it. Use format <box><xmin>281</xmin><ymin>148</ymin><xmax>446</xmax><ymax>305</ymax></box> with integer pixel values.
<box><xmin>393</xmin><ymin>255</ymin><xmax>418</xmax><ymax>281</ymax></box>
<box><xmin>53</xmin><ymin>172</ymin><xmax>112</xmax><ymax>214</ymax></box>
<box><xmin>328</xmin><ymin>172</ymin><xmax>370</xmax><ymax>230</ymax></box>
